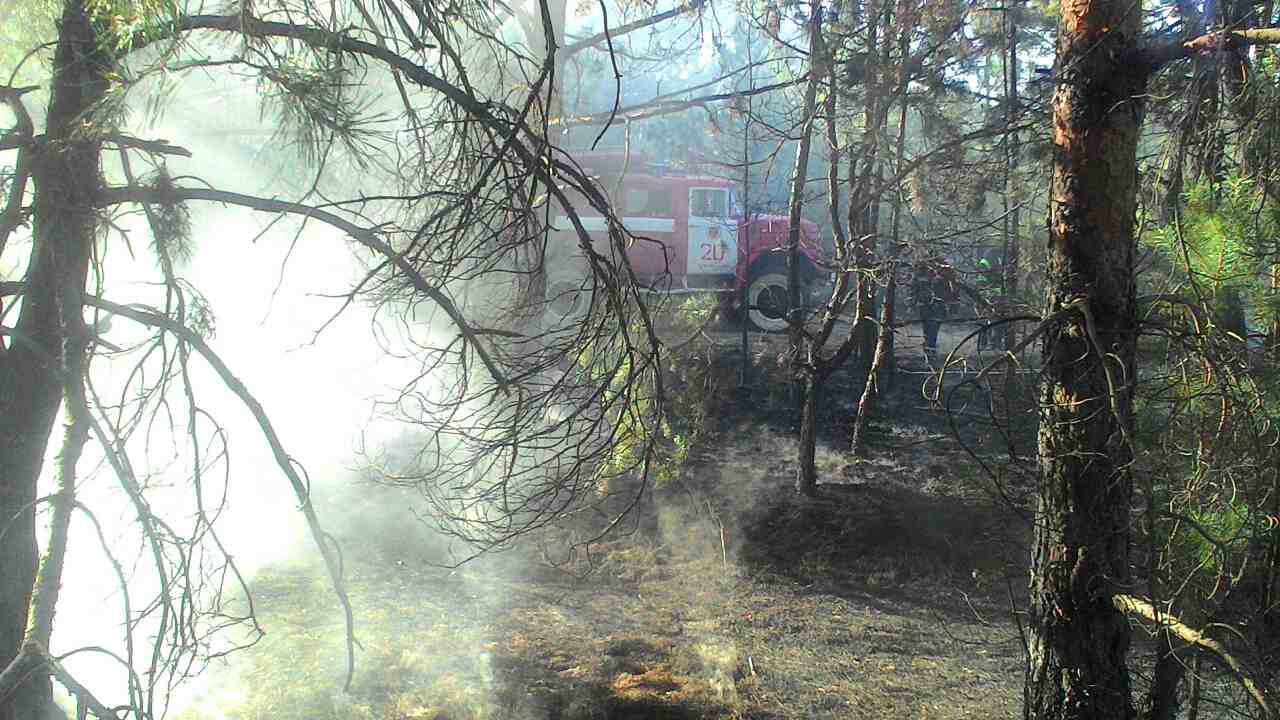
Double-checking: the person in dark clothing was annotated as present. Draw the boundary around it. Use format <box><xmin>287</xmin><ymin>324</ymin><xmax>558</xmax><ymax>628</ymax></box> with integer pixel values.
<box><xmin>912</xmin><ymin>263</ymin><xmax>947</xmax><ymax>355</ymax></box>
<box><xmin>975</xmin><ymin>257</ymin><xmax>996</xmax><ymax>350</ymax></box>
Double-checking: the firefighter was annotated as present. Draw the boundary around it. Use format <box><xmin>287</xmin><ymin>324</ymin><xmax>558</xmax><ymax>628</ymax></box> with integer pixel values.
<box><xmin>912</xmin><ymin>262</ymin><xmax>948</xmax><ymax>357</ymax></box>
<box><xmin>975</xmin><ymin>257</ymin><xmax>1000</xmax><ymax>350</ymax></box>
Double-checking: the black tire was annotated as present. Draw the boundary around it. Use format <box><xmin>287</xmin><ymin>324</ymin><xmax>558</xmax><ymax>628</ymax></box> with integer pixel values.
<box><xmin>746</xmin><ymin>272</ymin><xmax>794</xmax><ymax>332</ymax></box>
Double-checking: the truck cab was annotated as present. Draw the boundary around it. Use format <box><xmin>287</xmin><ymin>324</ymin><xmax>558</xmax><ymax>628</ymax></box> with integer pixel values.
<box><xmin>547</xmin><ymin>153</ymin><xmax>824</xmax><ymax>331</ymax></box>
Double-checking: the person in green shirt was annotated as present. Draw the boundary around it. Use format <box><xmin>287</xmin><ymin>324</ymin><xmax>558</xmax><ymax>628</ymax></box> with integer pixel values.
<box><xmin>975</xmin><ymin>257</ymin><xmax>1000</xmax><ymax>350</ymax></box>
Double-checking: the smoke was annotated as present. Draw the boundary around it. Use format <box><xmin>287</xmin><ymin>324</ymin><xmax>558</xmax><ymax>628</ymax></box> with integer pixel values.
<box><xmin>35</xmin><ymin>67</ymin><xmax>441</xmax><ymax>715</ymax></box>
<box><xmin>36</xmin><ymin>41</ymin><xmax>602</xmax><ymax>717</ymax></box>
<box><xmin>12</xmin><ymin>2</ymin><xmax>709</xmax><ymax>715</ymax></box>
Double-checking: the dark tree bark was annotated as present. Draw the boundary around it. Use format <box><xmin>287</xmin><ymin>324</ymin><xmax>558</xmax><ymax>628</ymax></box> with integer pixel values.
<box><xmin>847</xmin><ymin>1</ymin><xmax>888</xmax><ymax>370</ymax></box>
<box><xmin>1002</xmin><ymin>1</ymin><xmax>1021</xmax><ymax>351</ymax></box>
<box><xmin>1144</xmin><ymin>642</ymin><xmax>1186</xmax><ymax>720</ymax></box>
<box><xmin>0</xmin><ymin>2</ymin><xmax>107</xmax><ymax>718</ymax></box>
<box><xmin>790</xmin><ymin>0</ymin><xmax>824</xmax><ymax>496</ymax></box>
<box><xmin>1026</xmin><ymin>0</ymin><xmax>1143</xmax><ymax>716</ymax></box>
<box><xmin>850</xmin><ymin>24</ymin><xmax>908</xmax><ymax>458</ymax></box>
<box><xmin>1023</xmin><ymin>14</ymin><xmax>1280</xmax><ymax>719</ymax></box>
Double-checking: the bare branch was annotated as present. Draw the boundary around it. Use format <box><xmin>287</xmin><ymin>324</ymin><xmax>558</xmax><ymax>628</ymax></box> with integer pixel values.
<box><xmin>0</xmin><ymin>86</ymin><xmax>35</xmax><ymax>256</ymax></box>
<box><xmin>104</xmin><ymin>134</ymin><xmax>193</xmax><ymax>157</ymax></box>
<box><xmin>557</xmin><ymin>75</ymin><xmax>807</xmax><ymax>128</ymax></box>
<box><xmin>562</xmin><ymin>0</ymin><xmax>708</xmax><ymax>57</ymax></box>
<box><xmin>0</xmin><ymin>642</ymin><xmax>121</xmax><ymax>720</ymax></box>
<box><xmin>81</xmin><ymin>295</ymin><xmax>361</xmax><ymax>692</ymax></box>
<box><xmin>96</xmin><ymin>183</ymin><xmax>513</xmax><ymax>391</ymax></box>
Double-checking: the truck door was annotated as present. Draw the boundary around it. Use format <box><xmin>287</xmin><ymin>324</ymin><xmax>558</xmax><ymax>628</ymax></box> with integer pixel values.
<box><xmin>687</xmin><ymin>187</ymin><xmax>737</xmax><ymax>275</ymax></box>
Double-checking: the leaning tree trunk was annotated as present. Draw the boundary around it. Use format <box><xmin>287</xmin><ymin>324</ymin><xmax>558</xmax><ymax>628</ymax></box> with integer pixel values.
<box><xmin>0</xmin><ymin>3</ymin><xmax>107</xmax><ymax>718</ymax></box>
<box><xmin>1025</xmin><ymin>0</ymin><xmax>1143</xmax><ymax>716</ymax></box>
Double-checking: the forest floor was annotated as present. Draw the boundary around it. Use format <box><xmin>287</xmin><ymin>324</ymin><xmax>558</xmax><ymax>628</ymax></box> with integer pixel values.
<box><xmin>178</xmin><ymin>322</ymin><xmax>1041</xmax><ymax>720</ymax></box>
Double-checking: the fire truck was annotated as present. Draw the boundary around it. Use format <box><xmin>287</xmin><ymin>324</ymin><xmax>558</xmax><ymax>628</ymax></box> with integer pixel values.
<box><xmin>546</xmin><ymin>153</ymin><xmax>824</xmax><ymax>332</ymax></box>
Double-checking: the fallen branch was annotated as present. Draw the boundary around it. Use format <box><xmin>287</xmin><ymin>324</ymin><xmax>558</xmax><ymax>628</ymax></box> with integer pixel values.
<box><xmin>1113</xmin><ymin>594</ymin><xmax>1275</xmax><ymax>719</ymax></box>
<box><xmin>1139</xmin><ymin>28</ymin><xmax>1280</xmax><ymax>73</ymax></box>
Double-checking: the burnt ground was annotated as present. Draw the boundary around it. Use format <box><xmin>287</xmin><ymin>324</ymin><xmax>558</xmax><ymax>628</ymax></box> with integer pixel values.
<box><xmin>179</xmin><ymin>322</ymin><xmax>1041</xmax><ymax>720</ymax></box>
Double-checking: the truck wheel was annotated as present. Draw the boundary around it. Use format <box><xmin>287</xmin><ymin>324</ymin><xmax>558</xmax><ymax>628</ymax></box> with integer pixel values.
<box><xmin>747</xmin><ymin>272</ymin><xmax>794</xmax><ymax>332</ymax></box>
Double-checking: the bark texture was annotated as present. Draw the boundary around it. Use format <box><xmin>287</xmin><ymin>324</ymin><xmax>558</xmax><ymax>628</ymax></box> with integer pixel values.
<box><xmin>1143</xmin><ymin>640</ymin><xmax>1185</xmax><ymax>720</ymax></box>
<box><xmin>789</xmin><ymin>0</ymin><xmax>823</xmax><ymax>496</ymax></box>
<box><xmin>1026</xmin><ymin>0</ymin><xmax>1143</xmax><ymax>715</ymax></box>
<box><xmin>847</xmin><ymin>4</ymin><xmax>887</xmax><ymax>370</ymax></box>
<box><xmin>0</xmin><ymin>2</ymin><xmax>106</xmax><ymax>718</ymax></box>
<box><xmin>1002</xmin><ymin>2</ymin><xmax>1021</xmax><ymax>351</ymax></box>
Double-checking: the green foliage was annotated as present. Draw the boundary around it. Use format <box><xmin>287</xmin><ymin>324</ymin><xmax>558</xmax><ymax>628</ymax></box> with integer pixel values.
<box><xmin>660</xmin><ymin>431</ymin><xmax>690</xmax><ymax>486</ymax></box>
<box><xmin>1135</xmin><ymin>178</ymin><xmax>1280</xmax><ymax>616</ymax></box>
<box><xmin>1146</xmin><ymin>177</ymin><xmax>1280</xmax><ymax>327</ymax></box>
<box><xmin>0</xmin><ymin>0</ymin><xmax>185</xmax><ymax>130</ymax></box>
<box><xmin>673</xmin><ymin>295</ymin><xmax>718</xmax><ymax>331</ymax></box>
<box><xmin>257</xmin><ymin>59</ymin><xmax>385</xmax><ymax>168</ymax></box>
<box><xmin>565</xmin><ymin>325</ymin><xmax>664</xmax><ymax>492</ymax></box>
<box><xmin>86</xmin><ymin>0</ymin><xmax>183</xmax><ymax>51</ymax></box>
<box><xmin>1169</xmin><ymin>497</ymin><xmax>1270</xmax><ymax>578</ymax></box>
<box><xmin>1137</xmin><ymin>176</ymin><xmax>1280</xmax><ymax>607</ymax></box>
<box><xmin>577</xmin><ymin>297</ymin><xmax>728</xmax><ymax>492</ymax></box>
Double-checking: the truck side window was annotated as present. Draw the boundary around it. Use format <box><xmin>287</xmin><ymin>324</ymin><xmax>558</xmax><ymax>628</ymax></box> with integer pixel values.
<box><xmin>690</xmin><ymin>189</ymin><xmax>728</xmax><ymax>218</ymax></box>
<box><xmin>626</xmin><ymin>188</ymin><xmax>672</xmax><ymax>216</ymax></box>
<box><xmin>625</xmin><ymin>189</ymin><xmax>648</xmax><ymax>214</ymax></box>
<box><xmin>648</xmin><ymin>191</ymin><xmax>672</xmax><ymax>216</ymax></box>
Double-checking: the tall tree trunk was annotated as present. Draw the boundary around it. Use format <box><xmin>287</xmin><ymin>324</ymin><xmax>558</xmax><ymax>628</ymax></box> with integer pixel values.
<box><xmin>1002</xmin><ymin>1</ymin><xmax>1021</xmax><ymax>351</ymax></box>
<box><xmin>790</xmin><ymin>0</ymin><xmax>824</xmax><ymax>496</ymax></box>
<box><xmin>850</xmin><ymin>25</ymin><xmax>909</xmax><ymax>457</ymax></box>
<box><xmin>515</xmin><ymin>0</ymin><xmax>569</xmax><ymax>135</ymax></box>
<box><xmin>0</xmin><ymin>2</ymin><xmax>107</xmax><ymax>718</ymax></box>
<box><xmin>515</xmin><ymin>0</ymin><xmax>567</xmax><ymax>323</ymax></box>
<box><xmin>796</xmin><ymin>373</ymin><xmax>820</xmax><ymax>495</ymax></box>
<box><xmin>1143</xmin><ymin>639</ymin><xmax>1185</xmax><ymax>720</ymax></box>
<box><xmin>848</xmin><ymin>0</ymin><xmax>886</xmax><ymax>370</ymax></box>
<box><xmin>1025</xmin><ymin>0</ymin><xmax>1143</xmax><ymax>715</ymax></box>
<box><xmin>1185</xmin><ymin>652</ymin><xmax>1203</xmax><ymax>720</ymax></box>
<box><xmin>739</xmin><ymin>43</ymin><xmax>756</xmax><ymax>390</ymax></box>
<box><xmin>1141</xmin><ymin>421</ymin><xmax>1183</xmax><ymax>720</ymax></box>
<box><xmin>1156</xmin><ymin>0</ymin><xmax>1207</xmax><ymax>222</ymax></box>
<box><xmin>849</xmin><ymin>269</ymin><xmax>893</xmax><ymax>456</ymax></box>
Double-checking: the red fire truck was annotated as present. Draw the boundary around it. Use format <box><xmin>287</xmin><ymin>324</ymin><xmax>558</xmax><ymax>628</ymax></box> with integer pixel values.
<box><xmin>546</xmin><ymin>153</ymin><xmax>824</xmax><ymax>331</ymax></box>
